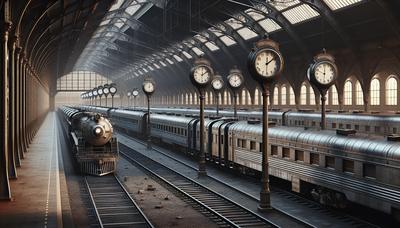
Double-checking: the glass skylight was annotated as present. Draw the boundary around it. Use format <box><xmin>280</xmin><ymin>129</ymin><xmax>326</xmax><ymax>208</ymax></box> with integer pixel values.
<box><xmin>205</xmin><ymin>42</ymin><xmax>219</xmax><ymax>51</ymax></box>
<box><xmin>173</xmin><ymin>55</ymin><xmax>183</xmax><ymax>62</ymax></box>
<box><xmin>237</xmin><ymin>27</ymin><xmax>258</xmax><ymax>40</ymax></box>
<box><xmin>258</xmin><ymin>18</ymin><xmax>281</xmax><ymax>32</ymax></box>
<box><xmin>225</xmin><ymin>18</ymin><xmax>243</xmax><ymax>30</ymax></box>
<box><xmin>182</xmin><ymin>51</ymin><xmax>192</xmax><ymax>59</ymax></box>
<box><xmin>272</xmin><ymin>0</ymin><xmax>300</xmax><ymax>11</ymax></box>
<box><xmin>166</xmin><ymin>58</ymin><xmax>174</xmax><ymax>64</ymax></box>
<box><xmin>194</xmin><ymin>35</ymin><xmax>208</xmax><ymax>43</ymax></box>
<box><xmin>100</xmin><ymin>19</ymin><xmax>111</xmax><ymax>26</ymax></box>
<box><xmin>192</xmin><ymin>47</ymin><xmax>205</xmax><ymax>56</ymax></box>
<box><xmin>126</xmin><ymin>4</ymin><xmax>141</xmax><ymax>15</ymax></box>
<box><xmin>220</xmin><ymin>35</ymin><xmax>236</xmax><ymax>46</ymax></box>
<box><xmin>282</xmin><ymin>4</ymin><xmax>319</xmax><ymax>24</ymax></box>
<box><xmin>153</xmin><ymin>63</ymin><xmax>160</xmax><ymax>69</ymax></box>
<box><xmin>246</xmin><ymin>10</ymin><xmax>265</xmax><ymax>21</ymax></box>
<box><xmin>109</xmin><ymin>0</ymin><xmax>124</xmax><ymax>12</ymax></box>
<box><xmin>323</xmin><ymin>0</ymin><xmax>363</xmax><ymax>10</ymax></box>
<box><xmin>160</xmin><ymin>61</ymin><xmax>167</xmax><ymax>67</ymax></box>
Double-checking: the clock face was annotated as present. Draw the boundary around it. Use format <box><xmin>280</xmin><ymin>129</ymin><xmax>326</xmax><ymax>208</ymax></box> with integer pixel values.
<box><xmin>255</xmin><ymin>49</ymin><xmax>280</xmax><ymax>77</ymax></box>
<box><xmin>132</xmin><ymin>90</ymin><xmax>139</xmax><ymax>96</ymax></box>
<box><xmin>110</xmin><ymin>87</ymin><xmax>117</xmax><ymax>94</ymax></box>
<box><xmin>103</xmin><ymin>87</ymin><xmax>109</xmax><ymax>94</ymax></box>
<box><xmin>228</xmin><ymin>74</ymin><xmax>242</xmax><ymax>88</ymax></box>
<box><xmin>212</xmin><ymin>79</ymin><xmax>223</xmax><ymax>90</ymax></box>
<box><xmin>193</xmin><ymin>66</ymin><xmax>211</xmax><ymax>85</ymax></box>
<box><xmin>314</xmin><ymin>62</ymin><xmax>336</xmax><ymax>85</ymax></box>
<box><xmin>144</xmin><ymin>82</ymin><xmax>154</xmax><ymax>93</ymax></box>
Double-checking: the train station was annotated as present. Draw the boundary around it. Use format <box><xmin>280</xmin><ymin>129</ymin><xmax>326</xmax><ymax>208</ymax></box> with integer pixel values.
<box><xmin>1</xmin><ymin>0</ymin><xmax>400</xmax><ymax>227</ymax></box>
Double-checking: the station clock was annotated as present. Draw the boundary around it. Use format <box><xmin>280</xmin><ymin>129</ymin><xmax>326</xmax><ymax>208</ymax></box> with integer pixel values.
<box><xmin>307</xmin><ymin>51</ymin><xmax>338</xmax><ymax>90</ymax></box>
<box><xmin>247</xmin><ymin>38</ymin><xmax>284</xmax><ymax>84</ymax></box>
<box><xmin>211</xmin><ymin>73</ymin><xmax>224</xmax><ymax>91</ymax></box>
<box><xmin>190</xmin><ymin>57</ymin><xmax>214</xmax><ymax>88</ymax></box>
<box><xmin>142</xmin><ymin>77</ymin><xmax>155</xmax><ymax>96</ymax></box>
<box><xmin>227</xmin><ymin>66</ymin><xmax>244</xmax><ymax>90</ymax></box>
<box><xmin>132</xmin><ymin>89</ymin><xmax>139</xmax><ymax>97</ymax></box>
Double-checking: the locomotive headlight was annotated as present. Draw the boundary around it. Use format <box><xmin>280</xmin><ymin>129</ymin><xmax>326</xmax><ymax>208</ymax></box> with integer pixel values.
<box><xmin>93</xmin><ymin>126</ymin><xmax>103</xmax><ymax>136</ymax></box>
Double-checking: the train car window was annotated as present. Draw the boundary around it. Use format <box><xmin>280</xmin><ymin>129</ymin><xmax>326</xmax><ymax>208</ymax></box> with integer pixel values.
<box><xmin>259</xmin><ymin>143</ymin><xmax>263</xmax><ymax>152</ymax></box>
<box><xmin>242</xmin><ymin>140</ymin><xmax>247</xmax><ymax>148</ymax></box>
<box><xmin>295</xmin><ymin>150</ymin><xmax>304</xmax><ymax>162</ymax></box>
<box><xmin>237</xmin><ymin>139</ymin><xmax>241</xmax><ymax>147</ymax></box>
<box><xmin>339</xmin><ymin>123</ymin><xmax>343</xmax><ymax>129</ymax></box>
<box><xmin>332</xmin><ymin>123</ymin><xmax>337</xmax><ymax>129</ymax></box>
<box><xmin>343</xmin><ymin>159</ymin><xmax>354</xmax><ymax>174</ymax></box>
<box><xmin>301</xmin><ymin>121</ymin><xmax>304</xmax><ymax>126</ymax></box>
<box><xmin>295</xmin><ymin>120</ymin><xmax>298</xmax><ymax>125</ymax></box>
<box><xmin>375</xmin><ymin>126</ymin><xmax>380</xmax><ymax>133</ymax></box>
<box><xmin>310</xmin><ymin>153</ymin><xmax>319</xmax><ymax>165</ymax></box>
<box><xmin>312</xmin><ymin>121</ymin><xmax>316</xmax><ymax>127</ymax></box>
<box><xmin>220</xmin><ymin>135</ymin><xmax>224</xmax><ymax>144</ymax></box>
<box><xmin>365</xmin><ymin>126</ymin><xmax>370</xmax><ymax>132</ymax></box>
<box><xmin>325</xmin><ymin>156</ymin><xmax>335</xmax><ymax>169</ymax></box>
<box><xmin>363</xmin><ymin>163</ymin><xmax>376</xmax><ymax>179</ymax></box>
<box><xmin>184</xmin><ymin>130</ymin><xmax>187</xmax><ymax>136</ymax></box>
<box><xmin>271</xmin><ymin>145</ymin><xmax>278</xmax><ymax>156</ymax></box>
<box><xmin>346</xmin><ymin>124</ymin><xmax>351</xmax><ymax>129</ymax></box>
<box><xmin>393</xmin><ymin>128</ymin><xmax>397</xmax><ymax>134</ymax></box>
<box><xmin>250</xmin><ymin>141</ymin><xmax>256</xmax><ymax>151</ymax></box>
<box><xmin>355</xmin><ymin>125</ymin><xmax>359</xmax><ymax>130</ymax></box>
<box><xmin>282</xmin><ymin>147</ymin><xmax>290</xmax><ymax>158</ymax></box>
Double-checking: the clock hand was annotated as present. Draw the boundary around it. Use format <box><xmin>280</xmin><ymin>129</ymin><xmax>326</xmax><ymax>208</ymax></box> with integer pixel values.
<box><xmin>266</xmin><ymin>57</ymin><xmax>275</xmax><ymax>65</ymax></box>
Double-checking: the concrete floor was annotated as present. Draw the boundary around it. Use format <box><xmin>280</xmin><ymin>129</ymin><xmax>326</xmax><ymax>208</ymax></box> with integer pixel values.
<box><xmin>0</xmin><ymin>113</ymin><xmax>73</xmax><ymax>228</ymax></box>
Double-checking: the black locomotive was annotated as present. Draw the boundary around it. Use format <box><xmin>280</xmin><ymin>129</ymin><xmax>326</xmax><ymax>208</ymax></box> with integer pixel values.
<box><xmin>59</xmin><ymin>106</ymin><xmax>118</xmax><ymax>176</ymax></box>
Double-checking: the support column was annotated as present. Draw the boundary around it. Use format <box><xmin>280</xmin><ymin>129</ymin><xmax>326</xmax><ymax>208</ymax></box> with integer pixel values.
<box><xmin>15</xmin><ymin>45</ymin><xmax>22</xmax><ymax>163</ymax></box>
<box><xmin>0</xmin><ymin>18</ymin><xmax>12</xmax><ymax>199</ymax></box>
<box><xmin>7</xmin><ymin>34</ymin><xmax>17</xmax><ymax>178</ymax></box>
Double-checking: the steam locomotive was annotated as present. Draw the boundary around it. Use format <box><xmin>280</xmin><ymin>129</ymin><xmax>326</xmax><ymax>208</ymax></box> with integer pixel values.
<box><xmin>59</xmin><ymin>106</ymin><xmax>118</xmax><ymax>176</ymax></box>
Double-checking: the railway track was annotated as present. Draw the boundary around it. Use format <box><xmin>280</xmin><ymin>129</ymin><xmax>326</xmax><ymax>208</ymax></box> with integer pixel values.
<box><xmin>117</xmin><ymin>132</ymin><xmax>380</xmax><ymax>228</ymax></box>
<box><xmin>119</xmin><ymin>144</ymin><xmax>311</xmax><ymax>228</ymax></box>
<box><xmin>84</xmin><ymin>175</ymin><xmax>153</xmax><ymax>228</ymax></box>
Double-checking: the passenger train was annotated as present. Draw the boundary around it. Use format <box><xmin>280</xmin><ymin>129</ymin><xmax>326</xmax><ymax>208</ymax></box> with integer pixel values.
<box><xmin>58</xmin><ymin>106</ymin><xmax>119</xmax><ymax>176</ymax></box>
<box><xmin>78</xmin><ymin>105</ymin><xmax>400</xmax><ymax>220</ymax></box>
<box><xmin>81</xmin><ymin>105</ymin><xmax>400</xmax><ymax>136</ymax></box>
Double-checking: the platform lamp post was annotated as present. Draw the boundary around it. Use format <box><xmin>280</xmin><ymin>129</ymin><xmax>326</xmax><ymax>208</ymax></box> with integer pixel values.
<box><xmin>97</xmin><ymin>85</ymin><xmax>104</xmax><ymax>106</ymax></box>
<box><xmin>109</xmin><ymin>83</ymin><xmax>117</xmax><ymax>108</ymax></box>
<box><xmin>127</xmin><ymin>91</ymin><xmax>132</xmax><ymax>108</ymax></box>
<box><xmin>248</xmin><ymin>36</ymin><xmax>285</xmax><ymax>211</ymax></box>
<box><xmin>89</xmin><ymin>91</ymin><xmax>93</xmax><ymax>106</ymax></box>
<box><xmin>92</xmin><ymin>88</ymin><xmax>98</xmax><ymax>106</ymax></box>
<box><xmin>227</xmin><ymin>66</ymin><xmax>244</xmax><ymax>118</ymax></box>
<box><xmin>307</xmin><ymin>50</ymin><xmax>338</xmax><ymax>130</ymax></box>
<box><xmin>189</xmin><ymin>57</ymin><xmax>214</xmax><ymax>177</ymax></box>
<box><xmin>132</xmin><ymin>88</ymin><xmax>139</xmax><ymax>110</ymax></box>
<box><xmin>211</xmin><ymin>73</ymin><xmax>224</xmax><ymax>117</ymax></box>
<box><xmin>142</xmin><ymin>77</ymin><xmax>156</xmax><ymax>149</ymax></box>
<box><xmin>103</xmin><ymin>84</ymin><xmax>110</xmax><ymax>107</ymax></box>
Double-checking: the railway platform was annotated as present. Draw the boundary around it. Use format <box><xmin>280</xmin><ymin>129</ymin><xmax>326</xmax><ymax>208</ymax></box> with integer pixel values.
<box><xmin>0</xmin><ymin>112</ymin><xmax>73</xmax><ymax>228</ymax></box>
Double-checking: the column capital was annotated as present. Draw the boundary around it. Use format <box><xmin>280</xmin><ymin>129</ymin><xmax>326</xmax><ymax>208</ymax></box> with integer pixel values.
<box><xmin>4</xmin><ymin>21</ymin><xmax>12</xmax><ymax>33</ymax></box>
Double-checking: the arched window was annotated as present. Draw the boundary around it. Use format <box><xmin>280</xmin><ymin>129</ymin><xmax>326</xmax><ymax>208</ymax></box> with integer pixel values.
<box><xmin>209</xmin><ymin>92</ymin><xmax>213</xmax><ymax>105</ymax></box>
<box><xmin>289</xmin><ymin>86</ymin><xmax>295</xmax><ymax>105</ymax></box>
<box><xmin>205</xmin><ymin>92</ymin><xmax>209</xmax><ymax>105</ymax></box>
<box><xmin>310</xmin><ymin>87</ymin><xmax>316</xmax><ymax>105</ymax></box>
<box><xmin>386</xmin><ymin>76</ymin><xmax>397</xmax><ymax>105</ymax></box>
<box><xmin>300</xmin><ymin>84</ymin><xmax>307</xmax><ymax>105</ymax></box>
<box><xmin>273</xmin><ymin>86</ymin><xmax>279</xmax><ymax>105</ymax></box>
<box><xmin>355</xmin><ymin>81</ymin><xmax>363</xmax><ymax>105</ymax></box>
<box><xmin>344</xmin><ymin>80</ymin><xmax>352</xmax><ymax>105</ymax></box>
<box><xmin>227</xmin><ymin>91</ymin><xmax>231</xmax><ymax>105</ymax></box>
<box><xmin>281</xmin><ymin>85</ymin><xmax>287</xmax><ymax>105</ymax></box>
<box><xmin>331</xmin><ymin>86</ymin><xmax>339</xmax><ymax>105</ymax></box>
<box><xmin>185</xmin><ymin>93</ymin><xmax>189</xmax><ymax>104</ymax></box>
<box><xmin>241</xmin><ymin>89</ymin><xmax>246</xmax><ymax>105</ymax></box>
<box><xmin>370</xmin><ymin>78</ymin><xmax>380</xmax><ymax>105</ymax></box>
<box><xmin>189</xmin><ymin>93</ymin><xmax>192</xmax><ymax>105</ymax></box>
<box><xmin>247</xmin><ymin>90</ymin><xmax>251</xmax><ymax>105</ymax></box>
<box><xmin>223</xmin><ymin>91</ymin><xmax>228</xmax><ymax>105</ymax></box>
<box><xmin>254</xmin><ymin>88</ymin><xmax>260</xmax><ymax>105</ymax></box>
